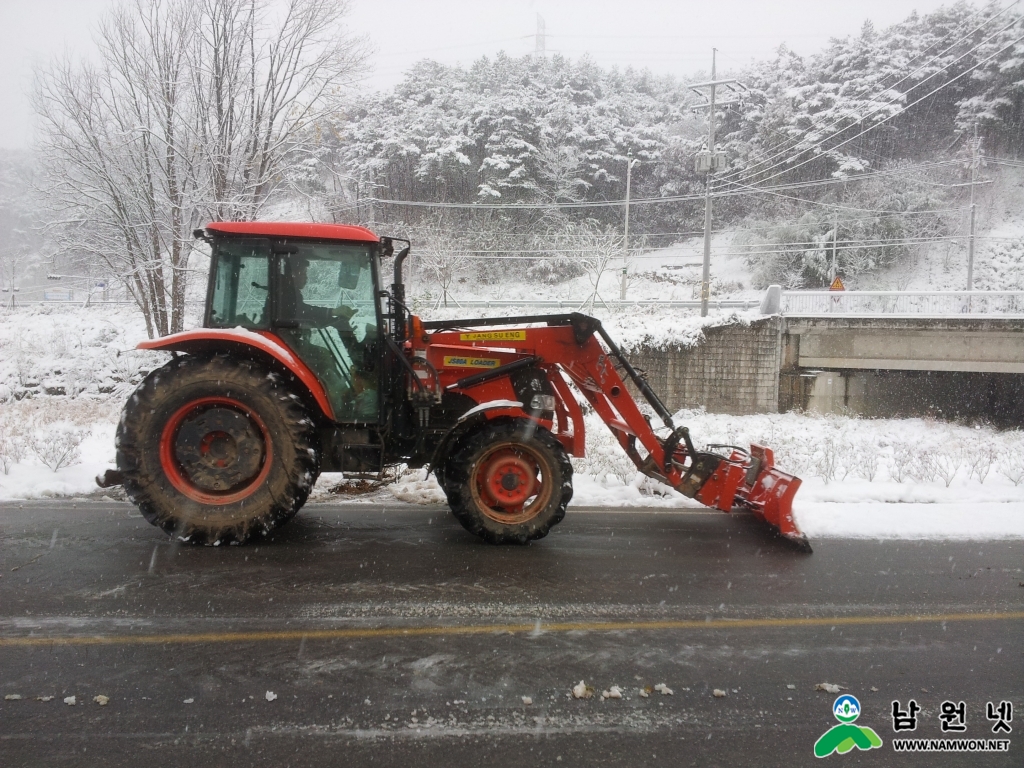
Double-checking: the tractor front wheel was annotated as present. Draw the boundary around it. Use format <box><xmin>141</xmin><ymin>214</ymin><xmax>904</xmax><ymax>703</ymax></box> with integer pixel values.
<box><xmin>442</xmin><ymin>421</ymin><xmax>572</xmax><ymax>544</ymax></box>
<box><xmin>116</xmin><ymin>354</ymin><xmax>320</xmax><ymax>544</ymax></box>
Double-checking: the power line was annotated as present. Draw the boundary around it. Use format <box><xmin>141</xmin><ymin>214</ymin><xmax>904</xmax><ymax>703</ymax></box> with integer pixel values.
<box><xmin>715</xmin><ymin>177</ymin><xmax>955</xmax><ymax>214</ymax></box>
<box><xmin>734</xmin><ymin>30</ymin><xmax>1024</xmax><ymax>189</ymax></box>
<box><xmin>718</xmin><ymin>3</ymin><xmax>1021</xmax><ymax>184</ymax></box>
<box><xmin>983</xmin><ymin>156</ymin><xmax>1024</xmax><ymax>169</ymax></box>
<box><xmin>731</xmin><ymin>19</ymin><xmax>1024</xmax><ymax>185</ymax></box>
<box><xmin>724</xmin><ymin>19</ymin><xmax>1021</xmax><ymax>188</ymax></box>
<box><xmin>357</xmin><ymin>165</ymin><xmax>967</xmax><ymax>212</ymax></box>
<box><xmin>717</xmin><ymin>160</ymin><xmax>961</xmax><ymax>193</ymax></box>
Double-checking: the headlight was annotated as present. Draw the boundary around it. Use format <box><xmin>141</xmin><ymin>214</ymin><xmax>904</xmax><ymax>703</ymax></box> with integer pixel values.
<box><xmin>529</xmin><ymin>394</ymin><xmax>556</xmax><ymax>411</ymax></box>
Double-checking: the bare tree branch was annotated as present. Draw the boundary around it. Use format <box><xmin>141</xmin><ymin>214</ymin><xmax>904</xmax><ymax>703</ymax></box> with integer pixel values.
<box><xmin>33</xmin><ymin>0</ymin><xmax>368</xmax><ymax>336</ymax></box>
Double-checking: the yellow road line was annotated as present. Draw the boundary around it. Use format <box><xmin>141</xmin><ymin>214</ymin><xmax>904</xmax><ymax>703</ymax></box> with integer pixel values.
<box><xmin>1</xmin><ymin>611</ymin><xmax>1022</xmax><ymax>648</ymax></box>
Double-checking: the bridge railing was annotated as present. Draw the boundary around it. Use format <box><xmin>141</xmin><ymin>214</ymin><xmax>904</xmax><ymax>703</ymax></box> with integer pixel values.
<box><xmin>778</xmin><ymin>290</ymin><xmax>1024</xmax><ymax>317</ymax></box>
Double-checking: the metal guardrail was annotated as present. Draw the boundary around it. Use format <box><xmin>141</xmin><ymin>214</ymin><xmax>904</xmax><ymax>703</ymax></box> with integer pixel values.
<box><xmin>414</xmin><ymin>291</ymin><xmax>1024</xmax><ymax>317</ymax></box>
<box><xmin>418</xmin><ymin>299</ymin><xmax>762</xmax><ymax>311</ymax></box>
<box><xmin>778</xmin><ymin>290</ymin><xmax>1024</xmax><ymax>317</ymax></box>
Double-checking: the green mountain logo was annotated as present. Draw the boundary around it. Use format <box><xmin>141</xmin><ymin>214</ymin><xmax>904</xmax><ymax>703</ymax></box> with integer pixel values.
<box><xmin>814</xmin><ymin>695</ymin><xmax>883</xmax><ymax>758</ymax></box>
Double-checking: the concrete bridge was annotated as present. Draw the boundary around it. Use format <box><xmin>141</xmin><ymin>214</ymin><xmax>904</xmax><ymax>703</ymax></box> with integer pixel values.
<box><xmin>630</xmin><ymin>290</ymin><xmax>1024</xmax><ymax>426</ymax></box>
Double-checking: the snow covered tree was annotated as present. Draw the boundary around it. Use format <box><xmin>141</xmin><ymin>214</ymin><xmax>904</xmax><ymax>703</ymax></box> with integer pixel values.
<box><xmin>34</xmin><ymin>0</ymin><xmax>367</xmax><ymax>337</ymax></box>
<box><xmin>956</xmin><ymin>9</ymin><xmax>1024</xmax><ymax>154</ymax></box>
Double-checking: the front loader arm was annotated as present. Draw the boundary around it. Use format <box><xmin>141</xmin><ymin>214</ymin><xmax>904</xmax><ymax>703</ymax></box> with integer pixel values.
<box><xmin>555</xmin><ymin>322</ymin><xmax>808</xmax><ymax>551</ymax></box>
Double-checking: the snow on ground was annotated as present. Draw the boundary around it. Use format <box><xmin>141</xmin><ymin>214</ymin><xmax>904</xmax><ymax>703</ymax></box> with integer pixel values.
<box><xmin>0</xmin><ymin>303</ymin><xmax>159</xmax><ymax>403</ymax></box>
<box><xmin>0</xmin><ymin>398</ymin><xmax>120</xmax><ymax>500</ymax></box>
<box><xmin>1</xmin><ymin>300</ymin><xmax>1022</xmax><ymax>540</ymax></box>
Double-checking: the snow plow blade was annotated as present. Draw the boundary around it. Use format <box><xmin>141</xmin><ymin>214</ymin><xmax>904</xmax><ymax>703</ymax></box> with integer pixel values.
<box><xmin>694</xmin><ymin>443</ymin><xmax>809</xmax><ymax>552</ymax></box>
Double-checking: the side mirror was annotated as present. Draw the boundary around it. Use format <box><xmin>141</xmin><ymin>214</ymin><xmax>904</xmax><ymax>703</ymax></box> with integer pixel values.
<box><xmin>338</xmin><ymin>260</ymin><xmax>362</xmax><ymax>289</ymax></box>
<box><xmin>380</xmin><ymin>237</ymin><xmax>394</xmax><ymax>258</ymax></box>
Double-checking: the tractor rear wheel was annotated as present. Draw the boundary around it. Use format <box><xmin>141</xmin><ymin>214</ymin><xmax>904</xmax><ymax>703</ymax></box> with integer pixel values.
<box><xmin>442</xmin><ymin>421</ymin><xmax>572</xmax><ymax>544</ymax></box>
<box><xmin>116</xmin><ymin>354</ymin><xmax>320</xmax><ymax>545</ymax></box>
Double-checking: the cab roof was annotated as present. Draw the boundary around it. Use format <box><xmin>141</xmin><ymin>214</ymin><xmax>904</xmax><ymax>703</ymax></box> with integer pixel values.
<box><xmin>205</xmin><ymin>221</ymin><xmax>379</xmax><ymax>243</ymax></box>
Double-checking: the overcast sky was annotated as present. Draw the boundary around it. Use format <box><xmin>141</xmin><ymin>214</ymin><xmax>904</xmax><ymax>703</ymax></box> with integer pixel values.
<box><xmin>1</xmin><ymin>0</ymin><xmax>966</xmax><ymax>150</ymax></box>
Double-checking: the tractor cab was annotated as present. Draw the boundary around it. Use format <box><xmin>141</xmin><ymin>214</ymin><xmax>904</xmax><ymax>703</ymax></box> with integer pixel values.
<box><xmin>202</xmin><ymin>223</ymin><xmax>384</xmax><ymax>423</ymax></box>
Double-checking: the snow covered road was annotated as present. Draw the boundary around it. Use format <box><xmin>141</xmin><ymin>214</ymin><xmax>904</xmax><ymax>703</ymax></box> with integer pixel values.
<box><xmin>1</xmin><ymin>501</ymin><xmax>1020</xmax><ymax>767</ymax></box>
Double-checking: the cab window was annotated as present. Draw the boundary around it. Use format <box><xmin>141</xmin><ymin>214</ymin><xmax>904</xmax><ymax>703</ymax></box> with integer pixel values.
<box><xmin>208</xmin><ymin>238</ymin><xmax>271</xmax><ymax>328</ymax></box>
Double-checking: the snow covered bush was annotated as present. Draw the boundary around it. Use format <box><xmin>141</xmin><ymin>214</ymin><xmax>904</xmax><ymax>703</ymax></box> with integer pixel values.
<box><xmin>967</xmin><ymin>439</ymin><xmax>997</xmax><ymax>484</ymax></box>
<box><xmin>931</xmin><ymin>445</ymin><xmax>965</xmax><ymax>488</ymax></box>
<box><xmin>997</xmin><ymin>442</ymin><xmax>1024</xmax><ymax>486</ymax></box>
<box><xmin>0</xmin><ymin>414</ymin><xmax>27</xmax><ymax>475</ymax></box>
<box><xmin>974</xmin><ymin>236</ymin><xmax>1024</xmax><ymax>291</ymax></box>
<box><xmin>0</xmin><ymin>432</ymin><xmax>23</xmax><ymax>475</ymax></box>
<box><xmin>0</xmin><ymin>434</ymin><xmax>12</xmax><ymax>475</ymax></box>
<box><xmin>573</xmin><ymin>412</ymin><xmax>641</xmax><ymax>487</ymax></box>
<box><xmin>811</xmin><ymin>427</ymin><xmax>864</xmax><ymax>484</ymax></box>
<box><xmin>525</xmin><ymin>256</ymin><xmax>587</xmax><ymax>284</ymax></box>
<box><xmin>28</xmin><ymin>426</ymin><xmax>90</xmax><ymax>472</ymax></box>
<box><xmin>813</xmin><ymin>433</ymin><xmax>842</xmax><ymax>484</ymax></box>
<box><xmin>107</xmin><ymin>348</ymin><xmax>150</xmax><ymax>396</ymax></box>
<box><xmin>888</xmin><ymin>441</ymin><xmax>916</xmax><ymax>483</ymax></box>
<box><xmin>848</xmin><ymin>438</ymin><xmax>880</xmax><ymax>482</ymax></box>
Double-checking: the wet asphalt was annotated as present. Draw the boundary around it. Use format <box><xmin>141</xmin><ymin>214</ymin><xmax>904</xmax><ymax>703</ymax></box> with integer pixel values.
<box><xmin>0</xmin><ymin>499</ymin><xmax>1021</xmax><ymax>767</ymax></box>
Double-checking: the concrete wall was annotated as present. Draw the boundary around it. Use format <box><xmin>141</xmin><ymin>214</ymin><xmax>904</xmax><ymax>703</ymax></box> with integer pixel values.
<box><xmin>626</xmin><ymin>317</ymin><xmax>782</xmax><ymax>415</ymax></box>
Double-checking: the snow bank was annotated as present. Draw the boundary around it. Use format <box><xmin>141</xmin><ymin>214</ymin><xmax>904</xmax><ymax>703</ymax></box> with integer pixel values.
<box><xmin>564</xmin><ymin>409</ymin><xmax>1024</xmax><ymax>539</ymax></box>
<box><xmin>796</xmin><ymin>502</ymin><xmax>1024</xmax><ymax>540</ymax></box>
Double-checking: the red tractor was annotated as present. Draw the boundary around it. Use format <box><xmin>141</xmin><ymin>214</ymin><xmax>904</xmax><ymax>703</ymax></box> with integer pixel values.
<box><xmin>106</xmin><ymin>221</ymin><xmax>807</xmax><ymax>549</ymax></box>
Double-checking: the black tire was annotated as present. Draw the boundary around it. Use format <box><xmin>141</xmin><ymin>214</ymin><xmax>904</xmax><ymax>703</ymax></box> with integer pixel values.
<box><xmin>116</xmin><ymin>354</ymin><xmax>320</xmax><ymax>545</ymax></box>
<box><xmin>442</xmin><ymin>420</ymin><xmax>572</xmax><ymax>544</ymax></box>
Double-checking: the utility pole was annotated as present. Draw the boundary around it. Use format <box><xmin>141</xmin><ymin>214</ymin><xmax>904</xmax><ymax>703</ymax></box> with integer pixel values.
<box><xmin>535</xmin><ymin>14</ymin><xmax>546</xmax><ymax>56</ymax></box>
<box><xmin>620</xmin><ymin>151</ymin><xmax>637</xmax><ymax>300</ymax></box>
<box><xmin>967</xmin><ymin>122</ymin><xmax>980</xmax><ymax>291</ymax></box>
<box><xmin>829</xmin><ymin>207</ymin><xmax>839</xmax><ymax>284</ymax></box>
<box><xmin>689</xmin><ymin>50</ymin><xmax>746</xmax><ymax>316</ymax></box>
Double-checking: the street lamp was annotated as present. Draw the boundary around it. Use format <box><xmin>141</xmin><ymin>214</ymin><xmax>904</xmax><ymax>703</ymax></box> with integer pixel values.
<box><xmin>620</xmin><ymin>152</ymin><xmax>639</xmax><ymax>300</ymax></box>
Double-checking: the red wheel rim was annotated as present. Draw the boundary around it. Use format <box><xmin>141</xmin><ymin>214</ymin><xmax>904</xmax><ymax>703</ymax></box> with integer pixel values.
<box><xmin>159</xmin><ymin>396</ymin><xmax>272</xmax><ymax>505</ymax></box>
<box><xmin>470</xmin><ymin>442</ymin><xmax>553</xmax><ymax>525</ymax></box>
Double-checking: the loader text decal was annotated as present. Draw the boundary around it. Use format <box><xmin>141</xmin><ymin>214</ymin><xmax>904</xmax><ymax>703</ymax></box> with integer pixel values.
<box><xmin>443</xmin><ymin>356</ymin><xmax>501</xmax><ymax>369</ymax></box>
<box><xmin>459</xmin><ymin>330</ymin><xmax>527</xmax><ymax>342</ymax></box>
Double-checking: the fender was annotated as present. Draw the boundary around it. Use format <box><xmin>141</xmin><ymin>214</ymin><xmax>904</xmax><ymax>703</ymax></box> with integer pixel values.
<box><xmin>428</xmin><ymin>400</ymin><xmax>553</xmax><ymax>473</ymax></box>
<box><xmin>137</xmin><ymin>328</ymin><xmax>335</xmax><ymax>420</ymax></box>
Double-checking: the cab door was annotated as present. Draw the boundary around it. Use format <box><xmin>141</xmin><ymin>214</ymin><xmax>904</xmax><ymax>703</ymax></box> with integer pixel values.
<box><xmin>271</xmin><ymin>241</ymin><xmax>381</xmax><ymax>423</ymax></box>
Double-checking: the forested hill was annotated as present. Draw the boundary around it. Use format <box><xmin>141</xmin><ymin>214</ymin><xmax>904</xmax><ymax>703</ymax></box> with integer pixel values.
<box><xmin>329</xmin><ymin>1</ymin><xmax>1023</xmax><ymax>286</ymax></box>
